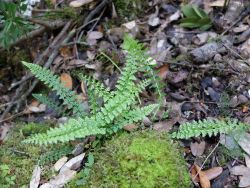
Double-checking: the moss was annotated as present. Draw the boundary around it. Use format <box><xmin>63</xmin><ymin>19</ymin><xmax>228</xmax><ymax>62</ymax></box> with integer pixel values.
<box><xmin>82</xmin><ymin>131</ymin><xmax>191</xmax><ymax>188</ymax></box>
<box><xmin>0</xmin><ymin>123</ymin><xmax>52</xmax><ymax>186</ymax></box>
<box><xmin>113</xmin><ymin>0</ymin><xmax>147</xmax><ymax>22</ymax></box>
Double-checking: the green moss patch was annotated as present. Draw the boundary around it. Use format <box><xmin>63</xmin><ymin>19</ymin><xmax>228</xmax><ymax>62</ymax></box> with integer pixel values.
<box><xmin>0</xmin><ymin>123</ymin><xmax>51</xmax><ymax>187</ymax></box>
<box><xmin>84</xmin><ymin>131</ymin><xmax>191</xmax><ymax>188</ymax></box>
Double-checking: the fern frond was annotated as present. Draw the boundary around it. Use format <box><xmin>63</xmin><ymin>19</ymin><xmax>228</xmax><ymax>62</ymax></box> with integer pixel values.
<box><xmin>22</xmin><ymin>62</ymin><xmax>84</xmax><ymax>116</ymax></box>
<box><xmin>33</xmin><ymin>93</ymin><xmax>64</xmax><ymax>115</ymax></box>
<box><xmin>23</xmin><ymin>117</ymin><xmax>106</xmax><ymax>145</ymax></box>
<box><xmin>22</xmin><ymin>36</ymin><xmax>157</xmax><ymax>145</ymax></box>
<box><xmin>171</xmin><ymin>119</ymin><xmax>247</xmax><ymax>139</ymax></box>
<box><xmin>78</xmin><ymin>74</ymin><xmax>112</xmax><ymax>102</ymax></box>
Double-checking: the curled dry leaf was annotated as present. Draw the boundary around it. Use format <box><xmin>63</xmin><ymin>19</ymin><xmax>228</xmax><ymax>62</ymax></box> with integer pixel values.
<box><xmin>193</xmin><ymin>164</ymin><xmax>211</xmax><ymax>188</ymax></box>
<box><xmin>60</xmin><ymin>73</ymin><xmax>73</xmax><ymax>90</ymax></box>
<box><xmin>203</xmin><ymin>167</ymin><xmax>223</xmax><ymax>181</ymax></box>
<box><xmin>190</xmin><ymin>141</ymin><xmax>206</xmax><ymax>157</ymax></box>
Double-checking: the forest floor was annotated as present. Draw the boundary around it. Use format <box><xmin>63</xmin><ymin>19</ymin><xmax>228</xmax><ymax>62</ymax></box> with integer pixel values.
<box><xmin>1</xmin><ymin>0</ymin><xmax>250</xmax><ymax>187</ymax></box>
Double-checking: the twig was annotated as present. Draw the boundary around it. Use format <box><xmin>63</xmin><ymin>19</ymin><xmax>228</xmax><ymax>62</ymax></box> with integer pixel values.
<box><xmin>0</xmin><ymin>21</ymin><xmax>73</xmax><ymax>121</ymax></box>
<box><xmin>192</xmin><ymin>141</ymin><xmax>220</xmax><ymax>180</ymax></box>
<box><xmin>83</xmin><ymin>0</ymin><xmax>110</xmax><ymax>25</ymax></box>
<box><xmin>9</xmin><ymin>21</ymin><xmax>72</xmax><ymax>90</ymax></box>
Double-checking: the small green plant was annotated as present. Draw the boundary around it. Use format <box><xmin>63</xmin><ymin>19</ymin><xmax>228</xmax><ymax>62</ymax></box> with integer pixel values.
<box><xmin>83</xmin><ymin>131</ymin><xmax>191</xmax><ymax>187</ymax></box>
<box><xmin>171</xmin><ymin>118</ymin><xmax>247</xmax><ymax>139</ymax></box>
<box><xmin>180</xmin><ymin>4</ymin><xmax>212</xmax><ymax>30</ymax></box>
<box><xmin>22</xmin><ymin>35</ymin><xmax>158</xmax><ymax>145</ymax></box>
<box><xmin>0</xmin><ymin>164</ymin><xmax>16</xmax><ymax>188</ymax></box>
<box><xmin>0</xmin><ymin>1</ymin><xmax>31</xmax><ymax>48</ymax></box>
<box><xmin>39</xmin><ymin>145</ymin><xmax>73</xmax><ymax>165</ymax></box>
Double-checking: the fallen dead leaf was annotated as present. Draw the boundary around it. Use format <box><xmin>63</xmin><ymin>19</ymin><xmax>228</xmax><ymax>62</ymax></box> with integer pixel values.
<box><xmin>209</xmin><ymin>0</ymin><xmax>225</xmax><ymax>7</ymax></box>
<box><xmin>54</xmin><ymin>157</ymin><xmax>68</xmax><ymax>172</ymax></box>
<box><xmin>190</xmin><ymin>141</ymin><xmax>206</xmax><ymax>157</ymax></box>
<box><xmin>245</xmin><ymin>154</ymin><xmax>250</xmax><ymax>168</ymax></box>
<box><xmin>59</xmin><ymin>46</ymin><xmax>72</xmax><ymax>58</ymax></box>
<box><xmin>0</xmin><ymin>125</ymin><xmax>9</xmax><ymax>143</ymax></box>
<box><xmin>60</xmin><ymin>73</ymin><xmax>73</xmax><ymax>90</ymax></box>
<box><xmin>230</xmin><ymin>165</ymin><xmax>250</xmax><ymax>187</ymax></box>
<box><xmin>30</xmin><ymin>165</ymin><xmax>41</xmax><ymax>188</ymax></box>
<box><xmin>194</xmin><ymin>164</ymin><xmax>211</xmax><ymax>188</ymax></box>
<box><xmin>157</xmin><ymin>64</ymin><xmax>169</xmax><ymax>80</ymax></box>
<box><xmin>237</xmin><ymin>133</ymin><xmax>250</xmax><ymax>156</ymax></box>
<box><xmin>203</xmin><ymin>167</ymin><xmax>223</xmax><ymax>181</ymax></box>
<box><xmin>69</xmin><ymin>0</ymin><xmax>94</xmax><ymax>7</ymax></box>
<box><xmin>87</xmin><ymin>31</ymin><xmax>103</xmax><ymax>40</ymax></box>
<box><xmin>60</xmin><ymin>153</ymin><xmax>85</xmax><ymax>173</ymax></box>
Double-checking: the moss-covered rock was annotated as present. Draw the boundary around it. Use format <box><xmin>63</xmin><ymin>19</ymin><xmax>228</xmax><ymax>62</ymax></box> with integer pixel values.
<box><xmin>84</xmin><ymin>131</ymin><xmax>191</xmax><ymax>188</ymax></box>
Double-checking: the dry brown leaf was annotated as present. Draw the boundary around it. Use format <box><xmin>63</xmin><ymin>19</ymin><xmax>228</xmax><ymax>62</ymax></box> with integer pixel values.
<box><xmin>59</xmin><ymin>47</ymin><xmax>73</xmax><ymax>58</ymax></box>
<box><xmin>60</xmin><ymin>73</ymin><xmax>73</xmax><ymax>90</ymax></box>
<box><xmin>80</xmin><ymin>81</ymin><xmax>88</xmax><ymax>100</ymax></box>
<box><xmin>190</xmin><ymin>141</ymin><xmax>206</xmax><ymax>157</ymax></box>
<box><xmin>194</xmin><ymin>164</ymin><xmax>211</xmax><ymax>188</ymax></box>
<box><xmin>203</xmin><ymin>167</ymin><xmax>223</xmax><ymax>181</ymax></box>
<box><xmin>243</xmin><ymin>105</ymin><xmax>249</xmax><ymax>113</ymax></box>
<box><xmin>157</xmin><ymin>64</ymin><xmax>169</xmax><ymax>80</ymax></box>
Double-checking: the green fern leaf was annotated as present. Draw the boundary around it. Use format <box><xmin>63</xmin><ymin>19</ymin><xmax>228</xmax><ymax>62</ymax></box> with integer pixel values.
<box><xmin>22</xmin><ymin>62</ymin><xmax>84</xmax><ymax>116</ymax></box>
<box><xmin>171</xmin><ymin>119</ymin><xmax>246</xmax><ymax>139</ymax></box>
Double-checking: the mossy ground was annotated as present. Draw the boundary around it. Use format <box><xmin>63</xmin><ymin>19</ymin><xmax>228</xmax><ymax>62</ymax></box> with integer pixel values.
<box><xmin>78</xmin><ymin>131</ymin><xmax>191</xmax><ymax>188</ymax></box>
<box><xmin>0</xmin><ymin>122</ymin><xmax>53</xmax><ymax>187</ymax></box>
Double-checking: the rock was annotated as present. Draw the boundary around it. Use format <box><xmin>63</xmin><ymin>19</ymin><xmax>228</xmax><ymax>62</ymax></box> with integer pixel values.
<box><xmin>213</xmin><ymin>53</ymin><xmax>223</xmax><ymax>63</ymax></box>
<box><xmin>148</xmin><ymin>16</ymin><xmax>160</xmax><ymax>27</ymax></box>
<box><xmin>54</xmin><ymin>157</ymin><xmax>68</xmax><ymax>172</ymax></box>
<box><xmin>190</xmin><ymin>42</ymin><xmax>220</xmax><ymax>63</ymax></box>
<box><xmin>29</xmin><ymin>165</ymin><xmax>41</xmax><ymax>188</ymax></box>
<box><xmin>207</xmin><ymin>87</ymin><xmax>220</xmax><ymax>102</ymax></box>
<box><xmin>122</xmin><ymin>21</ymin><xmax>139</xmax><ymax>37</ymax></box>
<box><xmin>238</xmin><ymin>94</ymin><xmax>248</xmax><ymax>105</ymax></box>
<box><xmin>60</xmin><ymin>153</ymin><xmax>85</xmax><ymax>173</ymax></box>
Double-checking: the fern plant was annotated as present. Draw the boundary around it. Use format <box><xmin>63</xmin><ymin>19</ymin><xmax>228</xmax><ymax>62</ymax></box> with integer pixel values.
<box><xmin>171</xmin><ymin>118</ymin><xmax>247</xmax><ymax>139</ymax></box>
<box><xmin>22</xmin><ymin>35</ymin><xmax>158</xmax><ymax>145</ymax></box>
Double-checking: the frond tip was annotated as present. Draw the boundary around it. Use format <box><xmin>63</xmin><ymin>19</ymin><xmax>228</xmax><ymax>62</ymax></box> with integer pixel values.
<box><xmin>171</xmin><ymin>119</ymin><xmax>247</xmax><ymax>139</ymax></box>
